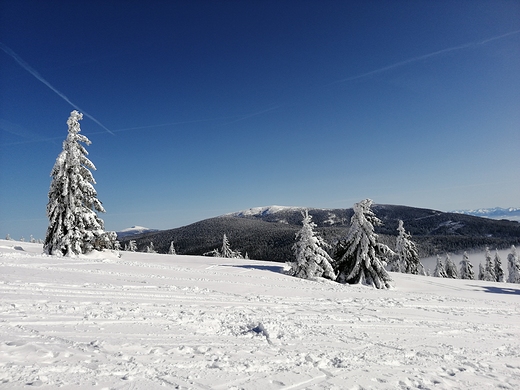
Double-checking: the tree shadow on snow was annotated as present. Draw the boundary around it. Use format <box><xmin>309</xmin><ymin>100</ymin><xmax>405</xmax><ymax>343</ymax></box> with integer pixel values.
<box><xmin>224</xmin><ymin>264</ymin><xmax>285</xmax><ymax>273</ymax></box>
<box><xmin>470</xmin><ymin>285</ymin><xmax>520</xmax><ymax>295</ymax></box>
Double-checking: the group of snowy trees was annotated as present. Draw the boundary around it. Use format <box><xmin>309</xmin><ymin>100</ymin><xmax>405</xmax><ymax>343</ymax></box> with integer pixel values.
<box><xmin>432</xmin><ymin>246</ymin><xmax>520</xmax><ymax>283</ymax></box>
<box><xmin>287</xmin><ymin>199</ymin><xmax>520</xmax><ymax>289</ymax></box>
<box><xmin>287</xmin><ymin>199</ymin><xmax>425</xmax><ymax>289</ymax></box>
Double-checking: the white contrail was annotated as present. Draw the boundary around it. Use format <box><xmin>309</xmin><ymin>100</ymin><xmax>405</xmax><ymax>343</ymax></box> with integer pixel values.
<box><xmin>0</xmin><ymin>42</ymin><xmax>114</xmax><ymax>135</ymax></box>
<box><xmin>333</xmin><ymin>29</ymin><xmax>520</xmax><ymax>84</ymax></box>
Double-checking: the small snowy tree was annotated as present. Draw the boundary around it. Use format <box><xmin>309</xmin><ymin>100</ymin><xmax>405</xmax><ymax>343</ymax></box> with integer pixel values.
<box><xmin>507</xmin><ymin>245</ymin><xmax>520</xmax><ymax>284</ymax></box>
<box><xmin>482</xmin><ymin>247</ymin><xmax>496</xmax><ymax>282</ymax></box>
<box><xmin>444</xmin><ymin>253</ymin><xmax>458</xmax><ymax>279</ymax></box>
<box><xmin>206</xmin><ymin>234</ymin><xmax>243</xmax><ymax>258</ymax></box>
<box><xmin>127</xmin><ymin>240</ymin><xmax>137</xmax><ymax>252</ymax></box>
<box><xmin>146</xmin><ymin>242</ymin><xmax>156</xmax><ymax>253</ymax></box>
<box><xmin>494</xmin><ymin>249</ymin><xmax>504</xmax><ymax>282</ymax></box>
<box><xmin>334</xmin><ymin>199</ymin><xmax>393</xmax><ymax>289</ymax></box>
<box><xmin>44</xmin><ymin>111</ymin><xmax>114</xmax><ymax>256</ymax></box>
<box><xmin>433</xmin><ymin>255</ymin><xmax>448</xmax><ymax>278</ymax></box>
<box><xmin>394</xmin><ymin>220</ymin><xmax>425</xmax><ymax>275</ymax></box>
<box><xmin>459</xmin><ymin>252</ymin><xmax>474</xmax><ymax>280</ymax></box>
<box><xmin>5</xmin><ymin>234</ymin><xmax>11</xmax><ymax>240</ymax></box>
<box><xmin>478</xmin><ymin>263</ymin><xmax>485</xmax><ymax>280</ymax></box>
<box><xmin>168</xmin><ymin>241</ymin><xmax>176</xmax><ymax>255</ymax></box>
<box><xmin>288</xmin><ymin>210</ymin><xmax>336</xmax><ymax>280</ymax></box>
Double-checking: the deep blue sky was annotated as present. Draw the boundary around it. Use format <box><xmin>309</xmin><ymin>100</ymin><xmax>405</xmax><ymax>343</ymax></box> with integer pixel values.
<box><xmin>1</xmin><ymin>1</ymin><xmax>519</xmax><ymax>239</ymax></box>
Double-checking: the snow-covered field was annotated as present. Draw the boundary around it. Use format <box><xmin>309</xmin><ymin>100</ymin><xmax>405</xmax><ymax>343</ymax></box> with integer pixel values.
<box><xmin>1</xmin><ymin>240</ymin><xmax>519</xmax><ymax>389</ymax></box>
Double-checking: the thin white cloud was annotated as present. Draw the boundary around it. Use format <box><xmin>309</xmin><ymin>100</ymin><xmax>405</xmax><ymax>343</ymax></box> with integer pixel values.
<box><xmin>0</xmin><ymin>42</ymin><xmax>114</xmax><ymax>135</ymax></box>
<box><xmin>332</xmin><ymin>29</ymin><xmax>520</xmax><ymax>84</ymax></box>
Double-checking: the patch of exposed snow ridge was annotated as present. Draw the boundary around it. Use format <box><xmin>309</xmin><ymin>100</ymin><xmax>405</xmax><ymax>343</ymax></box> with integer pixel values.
<box><xmin>230</xmin><ymin>205</ymin><xmax>304</xmax><ymax>217</ymax></box>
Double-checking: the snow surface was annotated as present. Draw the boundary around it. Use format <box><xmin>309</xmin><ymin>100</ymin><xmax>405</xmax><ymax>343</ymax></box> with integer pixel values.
<box><xmin>1</xmin><ymin>240</ymin><xmax>519</xmax><ymax>389</ymax></box>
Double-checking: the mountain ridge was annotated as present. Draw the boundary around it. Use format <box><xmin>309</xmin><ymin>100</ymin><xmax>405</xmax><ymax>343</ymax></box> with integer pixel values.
<box><xmin>118</xmin><ymin>204</ymin><xmax>520</xmax><ymax>261</ymax></box>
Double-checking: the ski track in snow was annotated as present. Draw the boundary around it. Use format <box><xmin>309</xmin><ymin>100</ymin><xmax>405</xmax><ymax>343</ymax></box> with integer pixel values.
<box><xmin>0</xmin><ymin>240</ymin><xmax>519</xmax><ymax>389</ymax></box>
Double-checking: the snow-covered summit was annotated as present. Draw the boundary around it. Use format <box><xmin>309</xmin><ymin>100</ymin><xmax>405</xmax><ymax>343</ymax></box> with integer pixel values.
<box><xmin>453</xmin><ymin>207</ymin><xmax>520</xmax><ymax>222</ymax></box>
<box><xmin>228</xmin><ymin>205</ymin><xmax>305</xmax><ymax>217</ymax></box>
<box><xmin>116</xmin><ymin>226</ymin><xmax>158</xmax><ymax>238</ymax></box>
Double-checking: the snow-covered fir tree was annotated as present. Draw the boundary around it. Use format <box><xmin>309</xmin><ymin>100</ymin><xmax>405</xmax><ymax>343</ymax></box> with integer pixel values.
<box><xmin>494</xmin><ymin>249</ymin><xmax>504</xmax><ymax>282</ymax></box>
<box><xmin>459</xmin><ymin>251</ymin><xmax>474</xmax><ymax>280</ymax></box>
<box><xmin>146</xmin><ymin>242</ymin><xmax>156</xmax><ymax>253</ymax></box>
<box><xmin>393</xmin><ymin>220</ymin><xmax>425</xmax><ymax>275</ymax></box>
<box><xmin>444</xmin><ymin>253</ymin><xmax>458</xmax><ymax>279</ymax></box>
<box><xmin>334</xmin><ymin>199</ymin><xmax>393</xmax><ymax>289</ymax></box>
<box><xmin>206</xmin><ymin>234</ymin><xmax>243</xmax><ymax>258</ymax></box>
<box><xmin>288</xmin><ymin>210</ymin><xmax>336</xmax><ymax>280</ymax></box>
<box><xmin>482</xmin><ymin>247</ymin><xmax>496</xmax><ymax>282</ymax></box>
<box><xmin>478</xmin><ymin>263</ymin><xmax>485</xmax><ymax>280</ymax></box>
<box><xmin>433</xmin><ymin>255</ymin><xmax>448</xmax><ymax>278</ymax></box>
<box><xmin>44</xmin><ymin>111</ymin><xmax>114</xmax><ymax>256</ymax></box>
<box><xmin>168</xmin><ymin>241</ymin><xmax>176</xmax><ymax>255</ymax></box>
<box><xmin>507</xmin><ymin>245</ymin><xmax>520</xmax><ymax>284</ymax></box>
<box><xmin>5</xmin><ymin>234</ymin><xmax>11</xmax><ymax>240</ymax></box>
<box><xmin>126</xmin><ymin>240</ymin><xmax>137</xmax><ymax>252</ymax></box>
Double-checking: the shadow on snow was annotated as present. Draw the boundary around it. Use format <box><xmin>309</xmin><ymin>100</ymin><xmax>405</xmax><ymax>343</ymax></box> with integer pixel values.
<box><xmin>470</xmin><ymin>285</ymin><xmax>520</xmax><ymax>295</ymax></box>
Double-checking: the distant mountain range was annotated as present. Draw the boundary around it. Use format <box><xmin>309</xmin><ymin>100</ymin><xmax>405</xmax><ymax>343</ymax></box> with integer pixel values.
<box><xmin>118</xmin><ymin>204</ymin><xmax>520</xmax><ymax>261</ymax></box>
<box><xmin>452</xmin><ymin>207</ymin><xmax>520</xmax><ymax>222</ymax></box>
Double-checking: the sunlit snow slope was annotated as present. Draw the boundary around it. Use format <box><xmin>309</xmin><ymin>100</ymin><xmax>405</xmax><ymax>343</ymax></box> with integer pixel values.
<box><xmin>1</xmin><ymin>240</ymin><xmax>519</xmax><ymax>389</ymax></box>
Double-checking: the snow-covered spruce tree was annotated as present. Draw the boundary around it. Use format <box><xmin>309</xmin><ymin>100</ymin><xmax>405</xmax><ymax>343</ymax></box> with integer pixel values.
<box><xmin>459</xmin><ymin>252</ymin><xmax>474</xmax><ymax>280</ymax></box>
<box><xmin>433</xmin><ymin>255</ymin><xmax>448</xmax><ymax>278</ymax></box>
<box><xmin>478</xmin><ymin>263</ymin><xmax>485</xmax><ymax>280</ymax></box>
<box><xmin>146</xmin><ymin>242</ymin><xmax>156</xmax><ymax>253</ymax></box>
<box><xmin>482</xmin><ymin>247</ymin><xmax>496</xmax><ymax>282</ymax></box>
<box><xmin>494</xmin><ymin>249</ymin><xmax>504</xmax><ymax>282</ymax></box>
<box><xmin>168</xmin><ymin>241</ymin><xmax>176</xmax><ymax>255</ymax></box>
<box><xmin>334</xmin><ymin>199</ymin><xmax>393</xmax><ymax>289</ymax></box>
<box><xmin>394</xmin><ymin>220</ymin><xmax>425</xmax><ymax>275</ymax></box>
<box><xmin>44</xmin><ymin>111</ymin><xmax>114</xmax><ymax>256</ymax></box>
<box><xmin>206</xmin><ymin>234</ymin><xmax>243</xmax><ymax>259</ymax></box>
<box><xmin>288</xmin><ymin>210</ymin><xmax>336</xmax><ymax>280</ymax></box>
<box><xmin>127</xmin><ymin>240</ymin><xmax>137</xmax><ymax>252</ymax></box>
<box><xmin>444</xmin><ymin>253</ymin><xmax>458</xmax><ymax>279</ymax></box>
<box><xmin>507</xmin><ymin>245</ymin><xmax>520</xmax><ymax>284</ymax></box>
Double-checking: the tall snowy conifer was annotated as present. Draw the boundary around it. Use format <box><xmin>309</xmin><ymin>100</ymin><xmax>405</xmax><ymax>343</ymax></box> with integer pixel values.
<box><xmin>494</xmin><ymin>249</ymin><xmax>504</xmax><ymax>282</ymax></box>
<box><xmin>444</xmin><ymin>253</ymin><xmax>458</xmax><ymax>279</ymax></box>
<box><xmin>482</xmin><ymin>247</ymin><xmax>496</xmax><ymax>282</ymax></box>
<box><xmin>334</xmin><ymin>199</ymin><xmax>393</xmax><ymax>289</ymax></box>
<box><xmin>459</xmin><ymin>252</ymin><xmax>474</xmax><ymax>280</ymax></box>
<box><xmin>168</xmin><ymin>241</ymin><xmax>176</xmax><ymax>255</ymax></box>
<box><xmin>433</xmin><ymin>255</ymin><xmax>448</xmax><ymax>278</ymax></box>
<box><xmin>288</xmin><ymin>210</ymin><xmax>336</xmax><ymax>280</ymax></box>
<box><xmin>394</xmin><ymin>220</ymin><xmax>425</xmax><ymax>275</ymax></box>
<box><xmin>507</xmin><ymin>245</ymin><xmax>520</xmax><ymax>284</ymax></box>
<box><xmin>44</xmin><ymin>111</ymin><xmax>113</xmax><ymax>256</ymax></box>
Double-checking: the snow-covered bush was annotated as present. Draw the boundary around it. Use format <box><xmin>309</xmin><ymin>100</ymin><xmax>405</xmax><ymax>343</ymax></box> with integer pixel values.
<box><xmin>334</xmin><ymin>199</ymin><xmax>393</xmax><ymax>289</ymax></box>
<box><xmin>287</xmin><ymin>210</ymin><xmax>336</xmax><ymax>280</ymax></box>
<box><xmin>44</xmin><ymin>111</ymin><xmax>115</xmax><ymax>256</ymax></box>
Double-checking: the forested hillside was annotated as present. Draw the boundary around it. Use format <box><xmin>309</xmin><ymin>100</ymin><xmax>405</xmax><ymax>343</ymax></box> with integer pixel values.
<box><xmin>119</xmin><ymin>205</ymin><xmax>520</xmax><ymax>261</ymax></box>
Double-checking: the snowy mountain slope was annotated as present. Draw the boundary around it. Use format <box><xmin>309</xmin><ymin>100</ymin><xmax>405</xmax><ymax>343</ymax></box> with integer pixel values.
<box><xmin>453</xmin><ymin>207</ymin><xmax>520</xmax><ymax>222</ymax></box>
<box><xmin>1</xmin><ymin>240</ymin><xmax>519</xmax><ymax>389</ymax></box>
<box><xmin>126</xmin><ymin>205</ymin><xmax>520</xmax><ymax>260</ymax></box>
